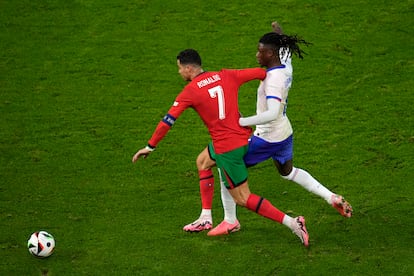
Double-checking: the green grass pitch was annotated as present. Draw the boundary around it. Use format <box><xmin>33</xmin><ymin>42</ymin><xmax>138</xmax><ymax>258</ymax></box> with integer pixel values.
<box><xmin>1</xmin><ymin>0</ymin><xmax>413</xmax><ymax>275</ymax></box>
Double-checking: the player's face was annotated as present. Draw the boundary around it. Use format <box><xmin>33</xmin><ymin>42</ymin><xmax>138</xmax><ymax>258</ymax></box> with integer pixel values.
<box><xmin>256</xmin><ymin>43</ymin><xmax>272</xmax><ymax>67</ymax></box>
<box><xmin>177</xmin><ymin>60</ymin><xmax>191</xmax><ymax>81</ymax></box>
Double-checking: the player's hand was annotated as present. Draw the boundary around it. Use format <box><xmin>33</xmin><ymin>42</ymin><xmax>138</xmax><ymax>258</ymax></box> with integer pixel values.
<box><xmin>271</xmin><ymin>21</ymin><xmax>283</xmax><ymax>35</ymax></box>
<box><xmin>132</xmin><ymin>148</ymin><xmax>152</xmax><ymax>163</ymax></box>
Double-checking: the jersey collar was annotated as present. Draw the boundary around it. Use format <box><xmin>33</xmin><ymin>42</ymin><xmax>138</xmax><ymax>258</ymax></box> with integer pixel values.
<box><xmin>267</xmin><ymin>65</ymin><xmax>286</xmax><ymax>72</ymax></box>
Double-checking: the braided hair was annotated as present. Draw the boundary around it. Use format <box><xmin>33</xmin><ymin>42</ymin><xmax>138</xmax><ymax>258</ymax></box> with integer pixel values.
<box><xmin>259</xmin><ymin>32</ymin><xmax>311</xmax><ymax>59</ymax></box>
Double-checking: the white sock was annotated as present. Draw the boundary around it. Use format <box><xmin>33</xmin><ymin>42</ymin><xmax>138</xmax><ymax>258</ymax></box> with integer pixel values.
<box><xmin>282</xmin><ymin>214</ymin><xmax>294</xmax><ymax>229</ymax></box>
<box><xmin>283</xmin><ymin>167</ymin><xmax>334</xmax><ymax>204</ymax></box>
<box><xmin>218</xmin><ymin>170</ymin><xmax>237</xmax><ymax>224</ymax></box>
<box><xmin>200</xmin><ymin>209</ymin><xmax>212</xmax><ymax>220</ymax></box>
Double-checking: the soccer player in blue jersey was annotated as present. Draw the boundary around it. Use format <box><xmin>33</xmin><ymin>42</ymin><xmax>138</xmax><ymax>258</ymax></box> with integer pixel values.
<box><xmin>184</xmin><ymin>22</ymin><xmax>353</xmax><ymax>236</ymax></box>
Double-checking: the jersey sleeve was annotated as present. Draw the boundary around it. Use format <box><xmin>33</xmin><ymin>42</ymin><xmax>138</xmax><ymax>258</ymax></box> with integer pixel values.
<box><xmin>147</xmin><ymin>120</ymin><xmax>172</xmax><ymax>148</ymax></box>
<box><xmin>147</xmin><ymin>89</ymin><xmax>193</xmax><ymax>148</ymax></box>
<box><xmin>264</xmin><ymin>71</ymin><xmax>287</xmax><ymax>100</ymax></box>
<box><xmin>239</xmin><ymin>98</ymin><xmax>281</xmax><ymax>126</ymax></box>
<box><xmin>233</xmin><ymin>68</ymin><xmax>266</xmax><ymax>84</ymax></box>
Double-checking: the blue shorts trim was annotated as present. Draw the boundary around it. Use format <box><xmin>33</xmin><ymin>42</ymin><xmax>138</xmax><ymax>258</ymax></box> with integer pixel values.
<box><xmin>244</xmin><ymin>135</ymin><xmax>293</xmax><ymax>167</ymax></box>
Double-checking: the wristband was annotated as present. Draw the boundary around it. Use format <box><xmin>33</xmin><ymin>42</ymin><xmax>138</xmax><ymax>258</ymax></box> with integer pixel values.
<box><xmin>145</xmin><ymin>145</ymin><xmax>155</xmax><ymax>151</ymax></box>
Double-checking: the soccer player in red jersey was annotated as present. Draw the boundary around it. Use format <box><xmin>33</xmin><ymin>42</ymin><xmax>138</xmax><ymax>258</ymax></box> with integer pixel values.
<box><xmin>132</xmin><ymin>49</ymin><xmax>309</xmax><ymax>247</ymax></box>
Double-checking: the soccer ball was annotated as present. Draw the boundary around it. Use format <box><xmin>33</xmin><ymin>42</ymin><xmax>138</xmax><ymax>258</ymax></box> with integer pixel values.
<box><xmin>27</xmin><ymin>231</ymin><xmax>55</xmax><ymax>258</ymax></box>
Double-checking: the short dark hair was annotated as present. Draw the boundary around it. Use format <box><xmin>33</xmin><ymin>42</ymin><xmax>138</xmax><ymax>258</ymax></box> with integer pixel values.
<box><xmin>177</xmin><ymin>49</ymin><xmax>202</xmax><ymax>66</ymax></box>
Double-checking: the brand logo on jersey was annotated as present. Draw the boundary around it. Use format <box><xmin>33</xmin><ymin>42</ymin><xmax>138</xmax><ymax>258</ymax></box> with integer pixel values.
<box><xmin>173</xmin><ymin>101</ymin><xmax>179</xmax><ymax>106</ymax></box>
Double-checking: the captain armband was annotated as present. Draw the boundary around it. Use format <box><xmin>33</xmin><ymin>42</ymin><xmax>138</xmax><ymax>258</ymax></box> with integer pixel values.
<box><xmin>162</xmin><ymin>113</ymin><xmax>176</xmax><ymax>127</ymax></box>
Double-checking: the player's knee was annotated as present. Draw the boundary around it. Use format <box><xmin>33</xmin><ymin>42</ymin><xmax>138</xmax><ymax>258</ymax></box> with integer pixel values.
<box><xmin>196</xmin><ymin>152</ymin><xmax>206</xmax><ymax>169</ymax></box>
<box><xmin>196</xmin><ymin>156</ymin><xmax>204</xmax><ymax>170</ymax></box>
<box><xmin>196</xmin><ymin>149</ymin><xmax>215</xmax><ymax>170</ymax></box>
<box><xmin>196</xmin><ymin>157</ymin><xmax>208</xmax><ymax>170</ymax></box>
<box><xmin>233</xmin><ymin>197</ymin><xmax>247</xmax><ymax>207</ymax></box>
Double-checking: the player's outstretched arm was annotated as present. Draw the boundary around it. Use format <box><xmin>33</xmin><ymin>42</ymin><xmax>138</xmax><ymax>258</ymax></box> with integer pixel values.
<box><xmin>239</xmin><ymin>98</ymin><xmax>281</xmax><ymax>126</ymax></box>
<box><xmin>132</xmin><ymin>147</ymin><xmax>154</xmax><ymax>162</ymax></box>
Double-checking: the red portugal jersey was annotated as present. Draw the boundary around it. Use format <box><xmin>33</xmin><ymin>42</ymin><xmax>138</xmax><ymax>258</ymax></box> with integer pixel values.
<box><xmin>148</xmin><ymin>68</ymin><xmax>266</xmax><ymax>154</ymax></box>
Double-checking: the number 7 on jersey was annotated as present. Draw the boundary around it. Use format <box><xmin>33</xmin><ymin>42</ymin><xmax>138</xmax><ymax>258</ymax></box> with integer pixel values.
<box><xmin>208</xmin><ymin>85</ymin><xmax>226</xmax><ymax>120</ymax></box>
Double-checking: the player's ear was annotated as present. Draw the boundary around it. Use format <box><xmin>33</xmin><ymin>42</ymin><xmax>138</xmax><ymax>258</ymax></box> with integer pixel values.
<box><xmin>270</xmin><ymin>48</ymin><xmax>278</xmax><ymax>57</ymax></box>
<box><xmin>186</xmin><ymin>64</ymin><xmax>194</xmax><ymax>72</ymax></box>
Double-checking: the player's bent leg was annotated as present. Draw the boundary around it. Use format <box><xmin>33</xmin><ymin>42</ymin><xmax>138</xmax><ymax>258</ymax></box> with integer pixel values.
<box><xmin>227</xmin><ymin>182</ymin><xmax>309</xmax><ymax>246</ymax></box>
<box><xmin>183</xmin><ymin>169</ymin><xmax>214</xmax><ymax>232</ymax></box>
<box><xmin>196</xmin><ymin>147</ymin><xmax>216</xmax><ymax>170</ymax></box>
<box><xmin>227</xmin><ymin>182</ymin><xmax>251</xmax><ymax>207</ymax></box>
<box><xmin>229</xmin><ymin>182</ymin><xmax>286</xmax><ymax>223</ymax></box>
<box><xmin>184</xmin><ymin>147</ymin><xmax>217</xmax><ymax>233</ymax></box>
<box><xmin>282</xmin><ymin>167</ymin><xmax>334</xmax><ymax>201</ymax></box>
